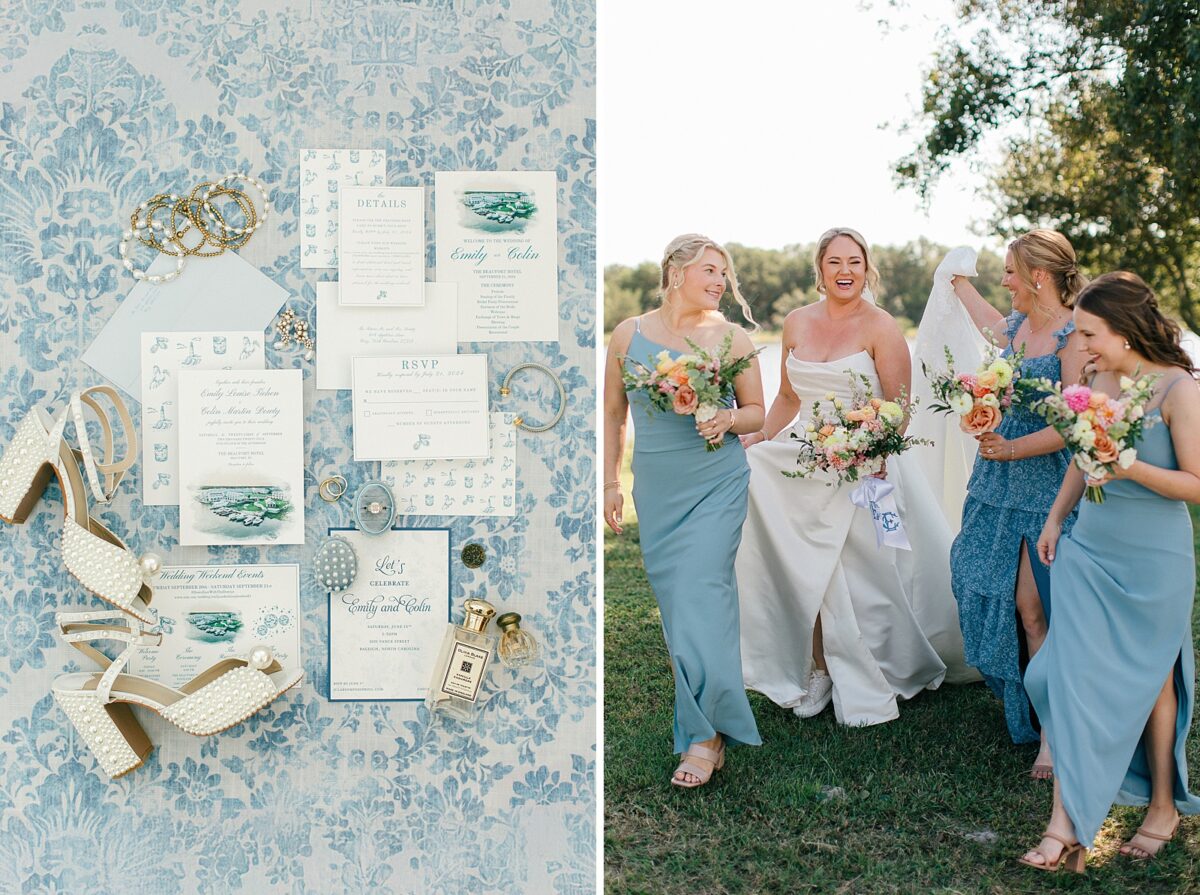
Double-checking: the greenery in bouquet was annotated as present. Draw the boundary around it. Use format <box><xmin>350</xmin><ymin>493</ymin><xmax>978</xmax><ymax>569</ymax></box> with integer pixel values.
<box><xmin>923</xmin><ymin>342</ymin><xmax>1023</xmax><ymax>435</ymax></box>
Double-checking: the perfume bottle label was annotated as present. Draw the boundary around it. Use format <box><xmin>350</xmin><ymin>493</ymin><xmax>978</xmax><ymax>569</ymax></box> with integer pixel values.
<box><xmin>440</xmin><ymin>641</ymin><xmax>491</xmax><ymax>701</ymax></box>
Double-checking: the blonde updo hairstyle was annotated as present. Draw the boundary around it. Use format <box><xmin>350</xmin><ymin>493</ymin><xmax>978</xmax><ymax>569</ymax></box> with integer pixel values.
<box><xmin>660</xmin><ymin>233</ymin><xmax>758</xmax><ymax>329</ymax></box>
<box><xmin>814</xmin><ymin>227</ymin><xmax>881</xmax><ymax>298</ymax></box>
<box><xmin>1008</xmin><ymin>229</ymin><xmax>1088</xmax><ymax>307</ymax></box>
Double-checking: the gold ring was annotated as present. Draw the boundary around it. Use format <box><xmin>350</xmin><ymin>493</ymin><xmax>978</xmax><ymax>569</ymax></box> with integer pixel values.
<box><xmin>319</xmin><ymin>475</ymin><xmax>348</xmax><ymax>502</ymax></box>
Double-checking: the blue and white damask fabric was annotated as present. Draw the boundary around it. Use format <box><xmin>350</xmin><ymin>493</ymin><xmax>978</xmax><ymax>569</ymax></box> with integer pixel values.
<box><xmin>0</xmin><ymin>3</ymin><xmax>596</xmax><ymax>893</ymax></box>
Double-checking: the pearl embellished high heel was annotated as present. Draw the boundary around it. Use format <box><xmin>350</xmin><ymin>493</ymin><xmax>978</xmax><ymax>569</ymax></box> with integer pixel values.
<box><xmin>53</xmin><ymin>609</ymin><xmax>302</xmax><ymax>778</ymax></box>
<box><xmin>0</xmin><ymin>386</ymin><xmax>161</xmax><ymax>624</ymax></box>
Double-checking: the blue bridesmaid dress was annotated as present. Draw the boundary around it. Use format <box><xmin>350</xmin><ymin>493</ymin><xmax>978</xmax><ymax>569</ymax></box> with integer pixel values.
<box><xmin>1025</xmin><ymin>375</ymin><xmax>1200</xmax><ymax>844</ymax></box>
<box><xmin>624</xmin><ymin>322</ymin><xmax>762</xmax><ymax>753</ymax></box>
<box><xmin>950</xmin><ymin>312</ymin><xmax>1076</xmax><ymax>743</ymax></box>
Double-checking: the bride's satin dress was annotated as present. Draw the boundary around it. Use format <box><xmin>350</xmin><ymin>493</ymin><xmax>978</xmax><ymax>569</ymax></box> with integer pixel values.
<box><xmin>735</xmin><ymin>349</ymin><xmax>975</xmax><ymax>726</ymax></box>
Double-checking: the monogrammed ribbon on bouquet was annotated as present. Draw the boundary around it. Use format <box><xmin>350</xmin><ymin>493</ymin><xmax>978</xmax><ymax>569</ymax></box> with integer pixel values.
<box><xmin>849</xmin><ymin>477</ymin><xmax>911</xmax><ymax>550</ymax></box>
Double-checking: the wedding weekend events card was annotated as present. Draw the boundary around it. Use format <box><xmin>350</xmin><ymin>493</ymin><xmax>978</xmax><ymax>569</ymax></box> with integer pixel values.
<box><xmin>300</xmin><ymin>148</ymin><xmax>387</xmax><ymax>268</ymax></box>
<box><xmin>82</xmin><ymin>252</ymin><xmax>288</xmax><ymax>399</ymax></box>
<box><xmin>382</xmin><ymin>412</ymin><xmax>517</xmax><ymax>516</ymax></box>
<box><xmin>338</xmin><ymin>186</ymin><xmax>425</xmax><ymax>306</ymax></box>
<box><xmin>315</xmin><ymin>281</ymin><xmax>458</xmax><ymax>390</ymax></box>
<box><xmin>140</xmin><ymin>332</ymin><xmax>264</xmax><ymax>505</ymax></box>
<box><xmin>177</xmin><ymin>370</ymin><xmax>305</xmax><ymax>546</ymax></box>
<box><xmin>327</xmin><ymin>528</ymin><xmax>450</xmax><ymax>701</ymax></box>
<box><xmin>434</xmin><ymin>171</ymin><xmax>559</xmax><ymax>342</ymax></box>
<box><xmin>351</xmin><ymin>354</ymin><xmax>489</xmax><ymax>461</ymax></box>
<box><xmin>129</xmin><ymin>564</ymin><xmax>300</xmax><ymax>690</ymax></box>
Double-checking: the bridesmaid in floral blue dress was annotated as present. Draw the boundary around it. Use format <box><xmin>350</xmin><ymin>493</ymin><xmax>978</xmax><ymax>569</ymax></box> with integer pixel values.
<box><xmin>603</xmin><ymin>234</ymin><xmax>764</xmax><ymax>788</ymax></box>
<box><xmin>1020</xmin><ymin>272</ymin><xmax>1200</xmax><ymax>872</ymax></box>
<box><xmin>946</xmin><ymin>230</ymin><xmax>1087</xmax><ymax>776</ymax></box>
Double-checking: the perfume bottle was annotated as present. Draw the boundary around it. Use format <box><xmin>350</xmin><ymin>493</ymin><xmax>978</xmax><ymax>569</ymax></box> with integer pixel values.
<box><xmin>426</xmin><ymin>598</ymin><xmax>497</xmax><ymax>720</ymax></box>
<box><xmin>496</xmin><ymin>612</ymin><xmax>539</xmax><ymax>668</ymax></box>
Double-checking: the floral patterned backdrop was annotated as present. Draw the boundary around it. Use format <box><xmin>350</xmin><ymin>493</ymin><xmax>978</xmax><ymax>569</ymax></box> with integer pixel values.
<box><xmin>0</xmin><ymin>2</ymin><xmax>595</xmax><ymax>892</ymax></box>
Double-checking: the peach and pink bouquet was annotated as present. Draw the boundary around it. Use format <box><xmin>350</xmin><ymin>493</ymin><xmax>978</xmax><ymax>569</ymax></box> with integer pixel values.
<box><xmin>922</xmin><ymin>344</ymin><xmax>1024</xmax><ymax>435</ymax></box>
<box><xmin>1019</xmin><ymin>372</ymin><xmax>1160</xmax><ymax>503</ymax></box>
<box><xmin>784</xmin><ymin>372</ymin><xmax>930</xmax><ymax>485</ymax></box>
<box><xmin>622</xmin><ymin>332</ymin><xmax>761</xmax><ymax>451</ymax></box>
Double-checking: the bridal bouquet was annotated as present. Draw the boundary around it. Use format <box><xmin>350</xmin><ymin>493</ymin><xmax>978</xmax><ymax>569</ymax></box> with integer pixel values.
<box><xmin>923</xmin><ymin>343</ymin><xmax>1023</xmax><ymax>435</ymax></box>
<box><xmin>622</xmin><ymin>332</ymin><xmax>760</xmax><ymax>451</ymax></box>
<box><xmin>785</xmin><ymin>373</ymin><xmax>930</xmax><ymax>485</ymax></box>
<box><xmin>1020</xmin><ymin>373</ymin><xmax>1159</xmax><ymax>503</ymax></box>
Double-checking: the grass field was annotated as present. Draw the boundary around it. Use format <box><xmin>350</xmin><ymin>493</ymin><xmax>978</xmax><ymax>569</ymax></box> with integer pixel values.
<box><xmin>603</xmin><ymin>510</ymin><xmax>1200</xmax><ymax>894</ymax></box>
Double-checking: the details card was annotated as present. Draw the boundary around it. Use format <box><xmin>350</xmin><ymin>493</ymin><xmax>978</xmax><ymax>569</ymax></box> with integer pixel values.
<box><xmin>435</xmin><ymin>171</ymin><xmax>559</xmax><ymax>342</ymax></box>
<box><xmin>327</xmin><ymin>528</ymin><xmax>450</xmax><ymax>701</ymax></box>
<box><xmin>129</xmin><ymin>564</ymin><xmax>301</xmax><ymax>690</ymax></box>
<box><xmin>177</xmin><ymin>369</ymin><xmax>305</xmax><ymax>546</ymax></box>
<box><xmin>382</xmin><ymin>412</ymin><xmax>517</xmax><ymax>516</ymax></box>
<box><xmin>140</xmin><ymin>332</ymin><xmax>264</xmax><ymax>505</ymax></box>
<box><xmin>351</xmin><ymin>354</ymin><xmax>489</xmax><ymax>461</ymax></box>
<box><xmin>315</xmin><ymin>281</ymin><xmax>458</xmax><ymax>390</ymax></box>
<box><xmin>338</xmin><ymin>186</ymin><xmax>425</xmax><ymax>306</ymax></box>
<box><xmin>300</xmin><ymin>148</ymin><xmax>387</xmax><ymax>268</ymax></box>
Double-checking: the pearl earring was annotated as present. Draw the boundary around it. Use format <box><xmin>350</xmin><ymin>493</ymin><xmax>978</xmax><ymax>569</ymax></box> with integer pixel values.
<box><xmin>673</xmin><ymin>280</ymin><xmax>683</xmax><ymax>290</ymax></box>
<box><xmin>1036</xmin><ymin>281</ymin><xmax>1042</xmax><ymax>290</ymax></box>
<box><xmin>1124</xmin><ymin>340</ymin><xmax>1131</xmax><ymax>350</ymax></box>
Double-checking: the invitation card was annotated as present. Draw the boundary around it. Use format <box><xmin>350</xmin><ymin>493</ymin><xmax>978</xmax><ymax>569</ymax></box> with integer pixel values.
<box><xmin>177</xmin><ymin>370</ymin><xmax>305</xmax><ymax>546</ymax></box>
<box><xmin>327</xmin><ymin>528</ymin><xmax>450</xmax><ymax>701</ymax></box>
<box><xmin>300</xmin><ymin>148</ymin><xmax>387</xmax><ymax>268</ymax></box>
<box><xmin>338</xmin><ymin>186</ymin><xmax>425</xmax><ymax>306</ymax></box>
<box><xmin>140</xmin><ymin>331</ymin><xmax>264</xmax><ymax>505</ymax></box>
<box><xmin>315</xmin><ymin>282</ymin><xmax>458</xmax><ymax>390</ymax></box>
<box><xmin>129</xmin><ymin>564</ymin><xmax>301</xmax><ymax>690</ymax></box>
<box><xmin>434</xmin><ymin>171</ymin><xmax>559</xmax><ymax>342</ymax></box>
<box><xmin>351</xmin><ymin>354</ymin><xmax>489</xmax><ymax>461</ymax></box>
<box><xmin>82</xmin><ymin>252</ymin><xmax>288</xmax><ymax>398</ymax></box>
<box><xmin>382</xmin><ymin>412</ymin><xmax>517</xmax><ymax>516</ymax></box>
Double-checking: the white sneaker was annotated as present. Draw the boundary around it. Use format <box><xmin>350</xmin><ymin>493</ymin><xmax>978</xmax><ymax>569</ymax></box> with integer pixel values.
<box><xmin>792</xmin><ymin>669</ymin><xmax>832</xmax><ymax>718</ymax></box>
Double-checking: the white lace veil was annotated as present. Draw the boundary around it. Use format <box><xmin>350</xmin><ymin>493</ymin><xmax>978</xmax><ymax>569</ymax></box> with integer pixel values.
<box><xmin>908</xmin><ymin>247</ymin><xmax>989</xmax><ymax>533</ymax></box>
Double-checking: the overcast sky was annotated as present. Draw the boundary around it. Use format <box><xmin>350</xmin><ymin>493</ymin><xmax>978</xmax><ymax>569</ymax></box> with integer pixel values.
<box><xmin>598</xmin><ymin>0</ymin><xmax>1006</xmax><ymax>267</ymax></box>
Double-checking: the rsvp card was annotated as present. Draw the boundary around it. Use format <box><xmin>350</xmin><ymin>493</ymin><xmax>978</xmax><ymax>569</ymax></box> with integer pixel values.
<box><xmin>382</xmin><ymin>412</ymin><xmax>517</xmax><ymax>516</ymax></box>
<box><xmin>352</xmin><ymin>354</ymin><xmax>489</xmax><ymax>461</ymax></box>
<box><xmin>177</xmin><ymin>370</ymin><xmax>305</xmax><ymax>546</ymax></box>
<box><xmin>300</xmin><ymin>148</ymin><xmax>387</xmax><ymax>268</ymax></box>
<box><xmin>140</xmin><ymin>332</ymin><xmax>264</xmax><ymax>505</ymax></box>
<box><xmin>435</xmin><ymin>171</ymin><xmax>559</xmax><ymax>342</ymax></box>
<box><xmin>327</xmin><ymin>528</ymin><xmax>450</xmax><ymax>701</ymax></box>
<box><xmin>315</xmin><ymin>282</ymin><xmax>458</xmax><ymax>390</ymax></box>
<box><xmin>129</xmin><ymin>564</ymin><xmax>301</xmax><ymax>690</ymax></box>
<box><xmin>338</xmin><ymin>186</ymin><xmax>425</xmax><ymax>306</ymax></box>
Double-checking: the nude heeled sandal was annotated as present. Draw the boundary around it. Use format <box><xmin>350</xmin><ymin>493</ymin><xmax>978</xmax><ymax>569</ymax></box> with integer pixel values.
<box><xmin>1120</xmin><ymin>816</ymin><xmax>1181</xmax><ymax>860</ymax></box>
<box><xmin>0</xmin><ymin>386</ymin><xmax>160</xmax><ymax>623</ymax></box>
<box><xmin>1018</xmin><ymin>831</ymin><xmax>1086</xmax><ymax>874</ymax></box>
<box><xmin>670</xmin><ymin>742</ymin><xmax>725</xmax><ymax>789</ymax></box>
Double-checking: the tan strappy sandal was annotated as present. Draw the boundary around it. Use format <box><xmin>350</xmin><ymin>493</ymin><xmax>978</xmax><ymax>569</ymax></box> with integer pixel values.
<box><xmin>670</xmin><ymin>742</ymin><xmax>725</xmax><ymax>789</ymax></box>
<box><xmin>1120</xmin><ymin>816</ymin><xmax>1181</xmax><ymax>860</ymax></box>
<box><xmin>1018</xmin><ymin>831</ymin><xmax>1086</xmax><ymax>874</ymax></box>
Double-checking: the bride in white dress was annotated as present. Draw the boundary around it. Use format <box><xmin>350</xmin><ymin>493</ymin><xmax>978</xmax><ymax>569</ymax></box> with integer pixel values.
<box><xmin>736</xmin><ymin>228</ymin><xmax>974</xmax><ymax>726</ymax></box>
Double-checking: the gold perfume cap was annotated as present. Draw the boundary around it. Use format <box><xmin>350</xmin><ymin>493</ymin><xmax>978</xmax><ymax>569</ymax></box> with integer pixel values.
<box><xmin>496</xmin><ymin>612</ymin><xmax>522</xmax><ymax>632</ymax></box>
<box><xmin>462</xmin><ymin>599</ymin><xmax>497</xmax><ymax>633</ymax></box>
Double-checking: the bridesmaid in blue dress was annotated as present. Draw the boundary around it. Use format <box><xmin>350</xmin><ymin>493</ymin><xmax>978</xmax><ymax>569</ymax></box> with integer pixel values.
<box><xmin>946</xmin><ymin>230</ymin><xmax>1087</xmax><ymax>776</ymax></box>
<box><xmin>603</xmin><ymin>234</ymin><xmax>764</xmax><ymax>787</ymax></box>
<box><xmin>1020</xmin><ymin>272</ymin><xmax>1200</xmax><ymax>872</ymax></box>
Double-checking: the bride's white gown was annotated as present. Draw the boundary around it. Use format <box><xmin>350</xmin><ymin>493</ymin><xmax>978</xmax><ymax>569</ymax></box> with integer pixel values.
<box><xmin>736</xmin><ymin>349</ymin><xmax>976</xmax><ymax>727</ymax></box>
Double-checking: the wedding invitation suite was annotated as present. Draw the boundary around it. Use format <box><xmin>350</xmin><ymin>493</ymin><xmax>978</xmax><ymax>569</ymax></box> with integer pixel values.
<box><xmin>140</xmin><ymin>332</ymin><xmax>264</xmax><ymax>505</ymax></box>
<box><xmin>351</xmin><ymin>354</ymin><xmax>489</xmax><ymax>461</ymax></box>
<box><xmin>382</xmin><ymin>412</ymin><xmax>517</xmax><ymax>516</ymax></box>
<box><xmin>434</xmin><ymin>171</ymin><xmax>559</xmax><ymax>342</ymax></box>
<box><xmin>300</xmin><ymin>148</ymin><xmax>387</xmax><ymax>268</ymax></box>
<box><xmin>82</xmin><ymin>252</ymin><xmax>288</xmax><ymax>398</ymax></box>
<box><xmin>129</xmin><ymin>564</ymin><xmax>301</xmax><ymax>690</ymax></box>
<box><xmin>315</xmin><ymin>281</ymin><xmax>458</xmax><ymax>390</ymax></box>
<box><xmin>338</xmin><ymin>186</ymin><xmax>425</xmax><ymax>306</ymax></box>
<box><xmin>327</xmin><ymin>528</ymin><xmax>450</xmax><ymax>701</ymax></box>
<box><xmin>177</xmin><ymin>370</ymin><xmax>305</xmax><ymax>545</ymax></box>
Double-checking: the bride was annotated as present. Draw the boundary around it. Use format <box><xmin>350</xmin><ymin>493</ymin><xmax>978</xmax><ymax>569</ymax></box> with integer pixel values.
<box><xmin>736</xmin><ymin>227</ymin><xmax>973</xmax><ymax>726</ymax></box>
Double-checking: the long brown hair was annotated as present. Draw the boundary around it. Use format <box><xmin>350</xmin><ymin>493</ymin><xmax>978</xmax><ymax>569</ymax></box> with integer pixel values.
<box><xmin>1075</xmin><ymin>272</ymin><xmax>1194</xmax><ymax>374</ymax></box>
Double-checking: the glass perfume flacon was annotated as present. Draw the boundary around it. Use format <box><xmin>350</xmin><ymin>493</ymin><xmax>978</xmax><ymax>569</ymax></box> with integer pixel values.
<box><xmin>495</xmin><ymin>612</ymin><xmax>539</xmax><ymax>668</ymax></box>
<box><xmin>426</xmin><ymin>598</ymin><xmax>497</xmax><ymax>720</ymax></box>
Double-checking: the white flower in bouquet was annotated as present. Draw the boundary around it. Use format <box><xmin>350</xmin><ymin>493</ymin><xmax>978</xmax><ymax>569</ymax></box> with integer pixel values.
<box><xmin>1119</xmin><ymin>448</ymin><xmax>1138</xmax><ymax>469</ymax></box>
<box><xmin>695</xmin><ymin>404</ymin><xmax>719</xmax><ymax>423</ymax></box>
<box><xmin>948</xmin><ymin>392</ymin><xmax>973</xmax><ymax>415</ymax></box>
<box><xmin>980</xmin><ymin>393</ymin><xmax>1000</xmax><ymax>409</ymax></box>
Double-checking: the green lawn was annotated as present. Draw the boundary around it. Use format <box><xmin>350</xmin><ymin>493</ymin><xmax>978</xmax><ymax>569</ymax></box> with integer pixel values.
<box><xmin>604</xmin><ymin>510</ymin><xmax>1200</xmax><ymax>894</ymax></box>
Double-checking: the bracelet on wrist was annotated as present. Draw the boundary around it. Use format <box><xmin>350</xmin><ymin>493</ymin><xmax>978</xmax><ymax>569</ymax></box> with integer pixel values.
<box><xmin>603</xmin><ymin>481</ymin><xmax>620</xmax><ymax>491</ymax></box>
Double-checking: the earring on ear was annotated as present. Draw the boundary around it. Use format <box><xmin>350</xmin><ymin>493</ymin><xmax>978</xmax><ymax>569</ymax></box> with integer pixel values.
<box><xmin>1124</xmin><ymin>340</ymin><xmax>1131</xmax><ymax>350</ymax></box>
<box><xmin>673</xmin><ymin>280</ymin><xmax>683</xmax><ymax>290</ymax></box>
<box><xmin>1036</xmin><ymin>280</ymin><xmax>1042</xmax><ymax>291</ymax></box>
